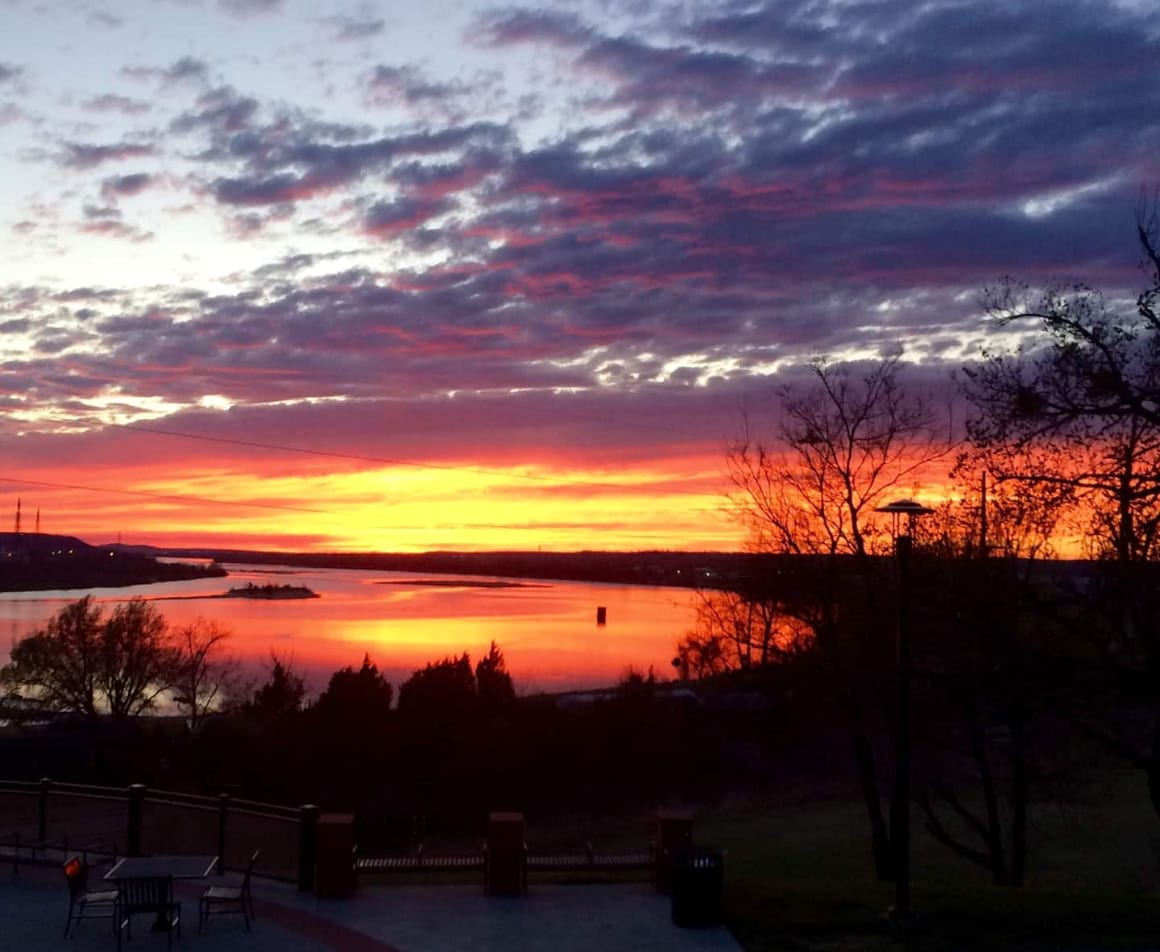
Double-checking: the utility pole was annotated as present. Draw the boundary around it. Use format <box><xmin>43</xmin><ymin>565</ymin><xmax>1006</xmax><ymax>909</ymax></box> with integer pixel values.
<box><xmin>979</xmin><ymin>471</ymin><xmax>988</xmax><ymax>558</ymax></box>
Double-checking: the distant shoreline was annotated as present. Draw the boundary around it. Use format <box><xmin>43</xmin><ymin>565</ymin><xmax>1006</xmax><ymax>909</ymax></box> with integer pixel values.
<box><xmin>4</xmin><ymin>537</ymin><xmax>757</xmax><ymax>592</ymax></box>
<box><xmin>108</xmin><ymin>547</ymin><xmax>754</xmax><ymax>590</ymax></box>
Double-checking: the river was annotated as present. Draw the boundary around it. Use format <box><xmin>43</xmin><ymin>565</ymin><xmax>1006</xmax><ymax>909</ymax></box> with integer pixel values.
<box><xmin>0</xmin><ymin>562</ymin><xmax>698</xmax><ymax>695</ymax></box>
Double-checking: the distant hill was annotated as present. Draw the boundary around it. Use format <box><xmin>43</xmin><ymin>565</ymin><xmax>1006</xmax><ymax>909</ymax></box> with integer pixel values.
<box><xmin>0</xmin><ymin>533</ymin><xmax>226</xmax><ymax>593</ymax></box>
<box><xmin>100</xmin><ymin>542</ymin><xmax>165</xmax><ymax>557</ymax></box>
<box><xmin>0</xmin><ymin>531</ymin><xmax>94</xmax><ymax>556</ymax></box>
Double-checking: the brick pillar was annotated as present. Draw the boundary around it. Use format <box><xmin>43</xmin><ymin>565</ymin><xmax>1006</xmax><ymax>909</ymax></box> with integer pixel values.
<box><xmin>485</xmin><ymin>812</ymin><xmax>526</xmax><ymax>896</ymax></box>
<box><xmin>315</xmin><ymin>813</ymin><xmax>356</xmax><ymax>899</ymax></box>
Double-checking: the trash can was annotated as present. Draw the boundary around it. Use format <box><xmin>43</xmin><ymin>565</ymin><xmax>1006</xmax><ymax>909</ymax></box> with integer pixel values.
<box><xmin>670</xmin><ymin>847</ymin><xmax>724</xmax><ymax>928</ymax></box>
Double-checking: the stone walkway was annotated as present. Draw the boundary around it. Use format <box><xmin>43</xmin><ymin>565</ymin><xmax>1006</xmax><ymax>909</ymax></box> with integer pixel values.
<box><xmin>5</xmin><ymin>865</ymin><xmax>743</xmax><ymax>952</ymax></box>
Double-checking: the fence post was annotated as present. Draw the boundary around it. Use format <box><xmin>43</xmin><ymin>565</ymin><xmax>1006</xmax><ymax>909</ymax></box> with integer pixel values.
<box><xmin>38</xmin><ymin>777</ymin><xmax>51</xmax><ymax>844</ymax></box>
<box><xmin>298</xmin><ymin>804</ymin><xmax>319</xmax><ymax>892</ymax></box>
<box><xmin>127</xmin><ymin>784</ymin><xmax>147</xmax><ymax>857</ymax></box>
<box><xmin>217</xmin><ymin>794</ymin><xmax>230</xmax><ymax>875</ymax></box>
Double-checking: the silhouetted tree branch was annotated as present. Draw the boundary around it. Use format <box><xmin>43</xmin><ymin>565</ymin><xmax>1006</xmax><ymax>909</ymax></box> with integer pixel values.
<box><xmin>712</xmin><ymin>354</ymin><xmax>948</xmax><ymax>882</ymax></box>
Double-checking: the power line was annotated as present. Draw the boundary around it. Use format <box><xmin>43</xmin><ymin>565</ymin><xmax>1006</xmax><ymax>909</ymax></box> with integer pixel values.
<box><xmin>115</xmin><ymin>422</ymin><xmax>548</xmax><ymax>480</ymax></box>
<box><xmin>0</xmin><ymin>476</ymin><xmax>327</xmax><ymax>514</ymax></box>
<box><xmin>108</xmin><ymin>422</ymin><xmax>720</xmax><ymax>497</ymax></box>
<box><xmin>0</xmin><ymin>422</ymin><xmax>723</xmax><ymax>522</ymax></box>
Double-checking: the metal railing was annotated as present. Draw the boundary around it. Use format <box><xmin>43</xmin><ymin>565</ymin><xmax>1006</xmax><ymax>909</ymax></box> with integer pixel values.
<box><xmin>0</xmin><ymin>779</ymin><xmax>319</xmax><ymax>887</ymax></box>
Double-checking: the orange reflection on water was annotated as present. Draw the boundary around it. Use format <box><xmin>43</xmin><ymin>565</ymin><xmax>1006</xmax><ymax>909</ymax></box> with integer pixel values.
<box><xmin>0</xmin><ymin>566</ymin><xmax>698</xmax><ymax>695</ymax></box>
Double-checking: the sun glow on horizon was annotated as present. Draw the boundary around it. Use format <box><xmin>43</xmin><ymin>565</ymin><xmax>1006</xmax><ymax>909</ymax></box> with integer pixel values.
<box><xmin>0</xmin><ymin>453</ymin><xmax>742</xmax><ymax>553</ymax></box>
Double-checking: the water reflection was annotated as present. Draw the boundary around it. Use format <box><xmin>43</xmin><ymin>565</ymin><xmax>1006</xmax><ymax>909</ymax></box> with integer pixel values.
<box><xmin>0</xmin><ymin>563</ymin><xmax>697</xmax><ymax>693</ymax></box>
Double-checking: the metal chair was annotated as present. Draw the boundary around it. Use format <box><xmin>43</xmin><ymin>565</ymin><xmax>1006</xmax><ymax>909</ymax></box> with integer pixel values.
<box><xmin>63</xmin><ymin>855</ymin><xmax>121</xmax><ymax>939</ymax></box>
<box><xmin>199</xmin><ymin>849</ymin><xmax>259</xmax><ymax>931</ymax></box>
<box><xmin>118</xmin><ymin>876</ymin><xmax>181</xmax><ymax>949</ymax></box>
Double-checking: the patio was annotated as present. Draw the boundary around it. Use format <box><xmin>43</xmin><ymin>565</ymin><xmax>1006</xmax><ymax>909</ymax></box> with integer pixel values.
<box><xmin>6</xmin><ymin>863</ymin><xmax>742</xmax><ymax>952</ymax></box>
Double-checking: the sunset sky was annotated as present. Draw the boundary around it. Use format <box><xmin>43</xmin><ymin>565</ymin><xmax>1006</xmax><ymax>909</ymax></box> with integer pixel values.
<box><xmin>1</xmin><ymin>0</ymin><xmax>1157</xmax><ymax>553</ymax></box>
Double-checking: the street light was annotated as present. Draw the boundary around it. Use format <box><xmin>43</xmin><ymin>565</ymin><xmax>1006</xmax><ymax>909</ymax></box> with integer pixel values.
<box><xmin>875</xmin><ymin>498</ymin><xmax>932</xmax><ymax>929</ymax></box>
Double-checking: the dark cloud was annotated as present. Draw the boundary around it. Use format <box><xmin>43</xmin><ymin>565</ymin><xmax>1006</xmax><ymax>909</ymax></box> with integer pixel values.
<box><xmin>60</xmin><ymin>142</ymin><xmax>155</xmax><ymax>169</ymax></box>
<box><xmin>476</xmin><ymin>9</ymin><xmax>591</xmax><ymax>49</ymax></box>
<box><xmin>574</xmin><ymin>33</ymin><xmax>825</xmax><ymax>117</ymax></box>
<box><xmin>83</xmin><ymin>203</ymin><xmax>122</xmax><ymax>222</ymax></box>
<box><xmin>210</xmin><ymin>173</ymin><xmax>315</xmax><ymax>206</ymax></box>
<box><xmin>203</xmin><ymin>118</ymin><xmax>512</xmax><ymax>208</ymax></box>
<box><xmin>82</xmin><ymin>94</ymin><xmax>152</xmax><ymax>115</ymax></box>
<box><xmin>219</xmin><ymin>0</ymin><xmax>284</xmax><ymax>17</ymax></box>
<box><xmin>326</xmin><ymin>12</ymin><xmax>384</xmax><ymax>41</ymax></box>
<box><xmin>123</xmin><ymin>56</ymin><xmax>210</xmax><ymax>85</ymax></box>
<box><xmin>88</xmin><ymin>10</ymin><xmax>123</xmax><ymax>28</ymax></box>
<box><xmin>100</xmin><ymin>173</ymin><xmax>154</xmax><ymax>199</ymax></box>
<box><xmin>77</xmin><ymin>203</ymin><xmax>153</xmax><ymax>242</ymax></box>
<box><xmin>366</xmin><ymin>65</ymin><xmax>469</xmax><ymax>112</ymax></box>
<box><xmin>363</xmin><ymin>196</ymin><xmax>450</xmax><ymax>237</ymax></box>
<box><xmin>170</xmin><ymin>85</ymin><xmax>259</xmax><ymax>136</ymax></box>
<box><xmin>0</xmin><ymin>64</ymin><xmax>22</xmax><ymax>83</ymax></box>
<box><xmin>225</xmin><ymin>212</ymin><xmax>269</xmax><ymax>237</ymax></box>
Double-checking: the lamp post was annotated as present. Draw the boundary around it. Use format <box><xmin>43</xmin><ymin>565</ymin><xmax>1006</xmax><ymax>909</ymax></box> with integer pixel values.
<box><xmin>875</xmin><ymin>498</ymin><xmax>932</xmax><ymax>929</ymax></box>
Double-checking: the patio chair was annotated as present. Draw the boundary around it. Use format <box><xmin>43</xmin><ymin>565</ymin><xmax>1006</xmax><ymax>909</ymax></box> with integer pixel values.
<box><xmin>118</xmin><ymin>876</ymin><xmax>181</xmax><ymax>950</ymax></box>
<box><xmin>63</xmin><ymin>855</ymin><xmax>120</xmax><ymax>938</ymax></box>
<box><xmin>199</xmin><ymin>849</ymin><xmax>259</xmax><ymax>931</ymax></box>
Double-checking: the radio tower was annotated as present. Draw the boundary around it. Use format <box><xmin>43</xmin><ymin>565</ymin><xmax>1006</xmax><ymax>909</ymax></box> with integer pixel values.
<box><xmin>35</xmin><ymin>508</ymin><xmax>40</xmax><ymax>534</ymax></box>
<box><xmin>14</xmin><ymin>498</ymin><xmax>21</xmax><ymax>535</ymax></box>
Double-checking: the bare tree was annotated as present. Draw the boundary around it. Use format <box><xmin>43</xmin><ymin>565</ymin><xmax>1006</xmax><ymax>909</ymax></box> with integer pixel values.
<box><xmin>676</xmin><ymin>574</ymin><xmax>814</xmax><ymax>678</ymax></box>
<box><xmin>720</xmin><ymin>354</ymin><xmax>947</xmax><ymax>881</ymax></box>
<box><xmin>1</xmin><ymin>596</ymin><xmax>179</xmax><ymax>722</ymax></box>
<box><xmin>913</xmin><ymin>479</ymin><xmax>1069</xmax><ymax>887</ymax></box>
<box><xmin>960</xmin><ymin>199</ymin><xmax>1160</xmax><ymax>821</ymax></box>
<box><xmin>101</xmin><ymin>599</ymin><xmax>177</xmax><ymax>719</ymax></box>
<box><xmin>963</xmin><ymin>197</ymin><xmax>1160</xmax><ymax>563</ymax></box>
<box><xmin>170</xmin><ymin>618</ymin><xmax>237</xmax><ymax>731</ymax></box>
<box><xmin>0</xmin><ymin>597</ymin><xmax>104</xmax><ymax>722</ymax></box>
<box><xmin>728</xmin><ymin>355</ymin><xmax>944</xmax><ymax>559</ymax></box>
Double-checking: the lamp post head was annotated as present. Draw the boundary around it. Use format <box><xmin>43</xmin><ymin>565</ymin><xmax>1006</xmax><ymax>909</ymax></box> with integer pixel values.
<box><xmin>875</xmin><ymin>498</ymin><xmax>934</xmax><ymax>539</ymax></box>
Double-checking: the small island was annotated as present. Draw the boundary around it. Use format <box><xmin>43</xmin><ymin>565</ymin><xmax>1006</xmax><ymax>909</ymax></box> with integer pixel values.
<box><xmin>226</xmin><ymin>582</ymin><xmax>318</xmax><ymax>600</ymax></box>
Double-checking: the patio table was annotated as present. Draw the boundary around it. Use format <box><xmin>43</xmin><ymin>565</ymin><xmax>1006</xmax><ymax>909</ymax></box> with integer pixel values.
<box><xmin>105</xmin><ymin>856</ymin><xmax>219</xmax><ymax>881</ymax></box>
<box><xmin>105</xmin><ymin>855</ymin><xmax>218</xmax><ymax>931</ymax></box>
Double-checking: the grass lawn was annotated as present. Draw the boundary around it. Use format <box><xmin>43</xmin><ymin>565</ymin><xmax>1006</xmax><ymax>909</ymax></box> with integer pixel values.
<box><xmin>701</xmin><ymin>767</ymin><xmax>1160</xmax><ymax>951</ymax></box>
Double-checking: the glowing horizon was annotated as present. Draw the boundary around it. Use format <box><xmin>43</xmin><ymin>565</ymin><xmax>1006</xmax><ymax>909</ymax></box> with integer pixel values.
<box><xmin>1</xmin><ymin>452</ymin><xmax>745</xmax><ymax>553</ymax></box>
